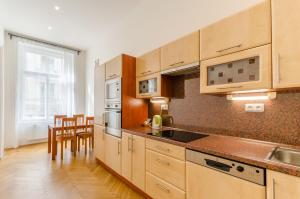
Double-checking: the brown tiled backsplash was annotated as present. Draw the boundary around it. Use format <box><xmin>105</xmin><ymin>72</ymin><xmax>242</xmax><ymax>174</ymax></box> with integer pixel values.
<box><xmin>149</xmin><ymin>74</ymin><xmax>300</xmax><ymax>146</ymax></box>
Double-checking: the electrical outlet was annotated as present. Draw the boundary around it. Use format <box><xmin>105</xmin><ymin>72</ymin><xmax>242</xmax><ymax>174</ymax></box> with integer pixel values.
<box><xmin>245</xmin><ymin>104</ymin><xmax>264</xmax><ymax>112</ymax></box>
<box><xmin>161</xmin><ymin>104</ymin><xmax>168</xmax><ymax>110</ymax></box>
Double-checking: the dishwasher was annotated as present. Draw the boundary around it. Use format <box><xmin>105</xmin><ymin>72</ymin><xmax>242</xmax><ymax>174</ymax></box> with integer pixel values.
<box><xmin>186</xmin><ymin>149</ymin><xmax>266</xmax><ymax>199</ymax></box>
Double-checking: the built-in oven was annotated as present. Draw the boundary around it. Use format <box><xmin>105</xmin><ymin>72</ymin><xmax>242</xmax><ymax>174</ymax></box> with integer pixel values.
<box><xmin>104</xmin><ymin>101</ymin><xmax>121</xmax><ymax>138</ymax></box>
<box><xmin>105</xmin><ymin>78</ymin><xmax>121</xmax><ymax>102</ymax></box>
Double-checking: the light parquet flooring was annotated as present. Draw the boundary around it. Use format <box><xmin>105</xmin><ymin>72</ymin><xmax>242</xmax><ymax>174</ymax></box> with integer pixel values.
<box><xmin>0</xmin><ymin>143</ymin><xmax>144</xmax><ymax>199</ymax></box>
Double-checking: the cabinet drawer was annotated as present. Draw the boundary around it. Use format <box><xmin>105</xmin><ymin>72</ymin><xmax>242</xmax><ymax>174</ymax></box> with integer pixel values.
<box><xmin>200</xmin><ymin>44</ymin><xmax>271</xmax><ymax>93</ymax></box>
<box><xmin>146</xmin><ymin>172</ymin><xmax>185</xmax><ymax>199</ymax></box>
<box><xmin>146</xmin><ymin>138</ymin><xmax>185</xmax><ymax>160</ymax></box>
<box><xmin>146</xmin><ymin>150</ymin><xmax>185</xmax><ymax>190</ymax></box>
<box><xmin>200</xmin><ymin>0</ymin><xmax>271</xmax><ymax>60</ymax></box>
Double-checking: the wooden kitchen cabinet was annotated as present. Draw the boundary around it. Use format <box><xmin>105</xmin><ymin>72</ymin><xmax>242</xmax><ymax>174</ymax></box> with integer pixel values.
<box><xmin>200</xmin><ymin>0</ymin><xmax>271</xmax><ymax>60</ymax></box>
<box><xmin>94</xmin><ymin>124</ymin><xmax>105</xmax><ymax>162</ymax></box>
<box><xmin>136</xmin><ymin>48</ymin><xmax>161</xmax><ymax>77</ymax></box>
<box><xmin>106</xmin><ymin>55</ymin><xmax>122</xmax><ymax>79</ymax></box>
<box><xmin>121</xmin><ymin>132</ymin><xmax>146</xmax><ymax>191</ymax></box>
<box><xmin>94</xmin><ymin>63</ymin><xmax>105</xmax><ymax>126</ymax></box>
<box><xmin>136</xmin><ymin>72</ymin><xmax>172</xmax><ymax>99</ymax></box>
<box><xmin>272</xmin><ymin>0</ymin><xmax>300</xmax><ymax>89</ymax></box>
<box><xmin>146</xmin><ymin>149</ymin><xmax>186</xmax><ymax>190</ymax></box>
<box><xmin>200</xmin><ymin>44</ymin><xmax>272</xmax><ymax>93</ymax></box>
<box><xmin>186</xmin><ymin>161</ymin><xmax>266</xmax><ymax>199</ymax></box>
<box><xmin>267</xmin><ymin>170</ymin><xmax>300</xmax><ymax>199</ymax></box>
<box><xmin>161</xmin><ymin>31</ymin><xmax>200</xmax><ymax>71</ymax></box>
<box><xmin>105</xmin><ymin>134</ymin><xmax>121</xmax><ymax>174</ymax></box>
<box><xmin>146</xmin><ymin>172</ymin><xmax>185</xmax><ymax>199</ymax></box>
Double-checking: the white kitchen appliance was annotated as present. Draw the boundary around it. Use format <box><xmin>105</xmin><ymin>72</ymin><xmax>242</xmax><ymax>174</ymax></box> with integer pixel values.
<box><xmin>186</xmin><ymin>149</ymin><xmax>266</xmax><ymax>199</ymax></box>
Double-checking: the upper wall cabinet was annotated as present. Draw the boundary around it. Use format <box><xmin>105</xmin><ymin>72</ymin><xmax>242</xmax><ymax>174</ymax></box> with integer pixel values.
<box><xmin>272</xmin><ymin>0</ymin><xmax>300</xmax><ymax>89</ymax></box>
<box><xmin>200</xmin><ymin>0</ymin><xmax>271</xmax><ymax>60</ymax></box>
<box><xmin>106</xmin><ymin>55</ymin><xmax>122</xmax><ymax>80</ymax></box>
<box><xmin>136</xmin><ymin>48</ymin><xmax>161</xmax><ymax>77</ymax></box>
<box><xmin>200</xmin><ymin>44</ymin><xmax>272</xmax><ymax>94</ymax></box>
<box><xmin>161</xmin><ymin>31</ymin><xmax>200</xmax><ymax>71</ymax></box>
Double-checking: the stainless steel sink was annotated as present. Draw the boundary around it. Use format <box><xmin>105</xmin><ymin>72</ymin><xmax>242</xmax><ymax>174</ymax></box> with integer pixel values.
<box><xmin>269</xmin><ymin>147</ymin><xmax>300</xmax><ymax>167</ymax></box>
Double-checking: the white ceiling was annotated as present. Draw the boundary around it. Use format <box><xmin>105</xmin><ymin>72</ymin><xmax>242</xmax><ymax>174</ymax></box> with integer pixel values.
<box><xmin>0</xmin><ymin>0</ymin><xmax>263</xmax><ymax>59</ymax></box>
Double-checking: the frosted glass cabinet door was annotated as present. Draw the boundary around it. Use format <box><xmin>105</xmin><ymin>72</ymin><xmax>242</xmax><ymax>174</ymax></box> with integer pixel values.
<box><xmin>200</xmin><ymin>44</ymin><xmax>272</xmax><ymax>94</ymax></box>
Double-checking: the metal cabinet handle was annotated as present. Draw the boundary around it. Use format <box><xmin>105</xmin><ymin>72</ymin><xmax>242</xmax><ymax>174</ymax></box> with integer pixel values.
<box><xmin>141</xmin><ymin>70</ymin><xmax>152</xmax><ymax>75</ymax></box>
<box><xmin>277</xmin><ymin>54</ymin><xmax>281</xmax><ymax>83</ymax></box>
<box><xmin>217</xmin><ymin>86</ymin><xmax>243</xmax><ymax>90</ymax></box>
<box><xmin>156</xmin><ymin>158</ymin><xmax>170</xmax><ymax>166</ymax></box>
<box><xmin>217</xmin><ymin>44</ymin><xmax>242</xmax><ymax>53</ymax></box>
<box><xmin>131</xmin><ymin>137</ymin><xmax>134</xmax><ymax>152</ymax></box>
<box><xmin>156</xmin><ymin>183</ymin><xmax>170</xmax><ymax>193</ymax></box>
<box><xmin>156</xmin><ymin>145</ymin><xmax>170</xmax><ymax>152</ymax></box>
<box><xmin>170</xmin><ymin>61</ymin><xmax>184</xmax><ymax>67</ymax></box>
<box><xmin>273</xmin><ymin>178</ymin><xmax>276</xmax><ymax>199</ymax></box>
<box><xmin>118</xmin><ymin>141</ymin><xmax>121</xmax><ymax>155</ymax></box>
<box><xmin>128</xmin><ymin>136</ymin><xmax>132</xmax><ymax>152</ymax></box>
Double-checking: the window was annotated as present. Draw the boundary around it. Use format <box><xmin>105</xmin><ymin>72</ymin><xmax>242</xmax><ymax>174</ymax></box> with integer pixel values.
<box><xmin>17</xmin><ymin>41</ymin><xmax>75</xmax><ymax>122</ymax></box>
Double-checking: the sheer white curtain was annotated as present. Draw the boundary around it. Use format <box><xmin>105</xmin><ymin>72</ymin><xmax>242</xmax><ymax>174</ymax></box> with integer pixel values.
<box><xmin>15</xmin><ymin>40</ymin><xmax>75</xmax><ymax>146</ymax></box>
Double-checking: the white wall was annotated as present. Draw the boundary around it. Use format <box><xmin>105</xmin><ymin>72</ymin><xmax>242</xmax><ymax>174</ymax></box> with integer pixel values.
<box><xmin>85</xmin><ymin>0</ymin><xmax>263</xmax><ymax>115</ymax></box>
<box><xmin>0</xmin><ymin>27</ymin><xmax>4</xmax><ymax>157</ymax></box>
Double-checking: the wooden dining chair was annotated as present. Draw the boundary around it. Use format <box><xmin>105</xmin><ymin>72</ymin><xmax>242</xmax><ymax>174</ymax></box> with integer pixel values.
<box><xmin>54</xmin><ymin>115</ymin><xmax>67</xmax><ymax>126</ymax></box>
<box><xmin>56</xmin><ymin>117</ymin><xmax>77</xmax><ymax>160</ymax></box>
<box><xmin>74</xmin><ymin>114</ymin><xmax>85</xmax><ymax>146</ymax></box>
<box><xmin>77</xmin><ymin>116</ymin><xmax>94</xmax><ymax>155</ymax></box>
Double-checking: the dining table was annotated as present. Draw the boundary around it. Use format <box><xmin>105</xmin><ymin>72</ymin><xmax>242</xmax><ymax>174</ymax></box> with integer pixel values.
<box><xmin>48</xmin><ymin>123</ymin><xmax>94</xmax><ymax>160</ymax></box>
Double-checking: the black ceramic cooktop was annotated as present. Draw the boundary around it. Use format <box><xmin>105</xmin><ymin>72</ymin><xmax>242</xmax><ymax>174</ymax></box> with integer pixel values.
<box><xmin>148</xmin><ymin>130</ymin><xmax>208</xmax><ymax>143</ymax></box>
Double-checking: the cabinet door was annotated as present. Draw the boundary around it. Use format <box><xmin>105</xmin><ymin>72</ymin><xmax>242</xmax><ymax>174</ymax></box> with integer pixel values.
<box><xmin>267</xmin><ymin>170</ymin><xmax>300</xmax><ymax>199</ymax></box>
<box><xmin>200</xmin><ymin>44</ymin><xmax>271</xmax><ymax>93</ymax></box>
<box><xmin>132</xmin><ymin>135</ymin><xmax>146</xmax><ymax>191</ymax></box>
<box><xmin>106</xmin><ymin>55</ymin><xmax>122</xmax><ymax>79</ymax></box>
<box><xmin>94</xmin><ymin>125</ymin><xmax>105</xmax><ymax>161</ymax></box>
<box><xmin>121</xmin><ymin>132</ymin><xmax>132</xmax><ymax>181</ymax></box>
<box><xmin>200</xmin><ymin>0</ymin><xmax>271</xmax><ymax>60</ymax></box>
<box><xmin>161</xmin><ymin>31</ymin><xmax>199</xmax><ymax>71</ymax></box>
<box><xmin>136</xmin><ymin>48</ymin><xmax>160</xmax><ymax>77</ymax></box>
<box><xmin>272</xmin><ymin>0</ymin><xmax>300</xmax><ymax>88</ymax></box>
<box><xmin>105</xmin><ymin>134</ymin><xmax>121</xmax><ymax>174</ymax></box>
<box><xmin>186</xmin><ymin>162</ymin><xmax>265</xmax><ymax>199</ymax></box>
<box><xmin>94</xmin><ymin>63</ymin><xmax>105</xmax><ymax>126</ymax></box>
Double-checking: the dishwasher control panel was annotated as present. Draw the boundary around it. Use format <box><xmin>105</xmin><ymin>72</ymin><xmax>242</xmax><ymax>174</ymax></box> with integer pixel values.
<box><xmin>186</xmin><ymin>149</ymin><xmax>265</xmax><ymax>186</ymax></box>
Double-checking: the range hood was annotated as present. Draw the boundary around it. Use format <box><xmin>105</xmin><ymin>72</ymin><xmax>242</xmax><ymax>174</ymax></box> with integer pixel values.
<box><xmin>160</xmin><ymin>61</ymin><xmax>200</xmax><ymax>76</ymax></box>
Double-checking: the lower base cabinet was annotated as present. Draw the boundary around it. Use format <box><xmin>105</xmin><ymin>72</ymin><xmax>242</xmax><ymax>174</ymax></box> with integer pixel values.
<box><xmin>105</xmin><ymin>134</ymin><xmax>121</xmax><ymax>174</ymax></box>
<box><xmin>146</xmin><ymin>172</ymin><xmax>185</xmax><ymax>199</ymax></box>
<box><xmin>267</xmin><ymin>170</ymin><xmax>300</xmax><ymax>199</ymax></box>
<box><xmin>94</xmin><ymin>125</ymin><xmax>105</xmax><ymax>161</ymax></box>
<box><xmin>186</xmin><ymin>161</ymin><xmax>266</xmax><ymax>199</ymax></box>
<box><xmin>121</xmin><ymin>132</ymin><xmax>146</xmax><ymax>191</ymax></box>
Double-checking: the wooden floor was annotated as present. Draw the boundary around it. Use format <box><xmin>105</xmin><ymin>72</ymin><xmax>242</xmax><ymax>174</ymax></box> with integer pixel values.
<box><xmin>0</xmin><ymin>143</ymin><xmax>144</xmax><ymax>199</ymax></box>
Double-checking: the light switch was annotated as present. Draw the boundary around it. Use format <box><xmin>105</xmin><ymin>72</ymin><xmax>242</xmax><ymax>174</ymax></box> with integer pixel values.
<box><xmin>245</xmin><ymin>104</ymin><xmax>264</xmax><ymax>112</ymax></box>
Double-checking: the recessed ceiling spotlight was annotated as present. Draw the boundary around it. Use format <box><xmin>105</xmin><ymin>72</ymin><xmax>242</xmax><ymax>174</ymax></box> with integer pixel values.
<box><xmin>48</xmin><ymin>26</ymin><xmax>53</xmax><ymax>30</ymax></box>
<box><xmin>54</xmin><ymin>6</ymin><xmax>60</xmax><ymax>11</ymax></box>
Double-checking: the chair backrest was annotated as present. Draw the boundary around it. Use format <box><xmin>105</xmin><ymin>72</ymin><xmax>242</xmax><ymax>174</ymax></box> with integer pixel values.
<box><xmin>86</xmin><ymin>116</ymin><xmax>94</xmax><ymax>132</ymax></box>
<box><xmin>73</xmin><ymin>114</ymin><xmax>85</xmax><ymax>125</ymax></box>
<box><xmin>54</xmin><ymin>115</ymin><xmax>67</xmax><ymax>126</ymax></box>
<box><xmin>61</xmin><ymin>117</ymin><xmax>77</xmax><ymax>136</ymax></box>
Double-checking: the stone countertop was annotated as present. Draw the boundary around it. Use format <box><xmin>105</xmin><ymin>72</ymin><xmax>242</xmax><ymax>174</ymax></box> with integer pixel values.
<box><xmin>122</xmin><ymin>126</ymin><xmax>300</xmax><ymax>177</ymax></box>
